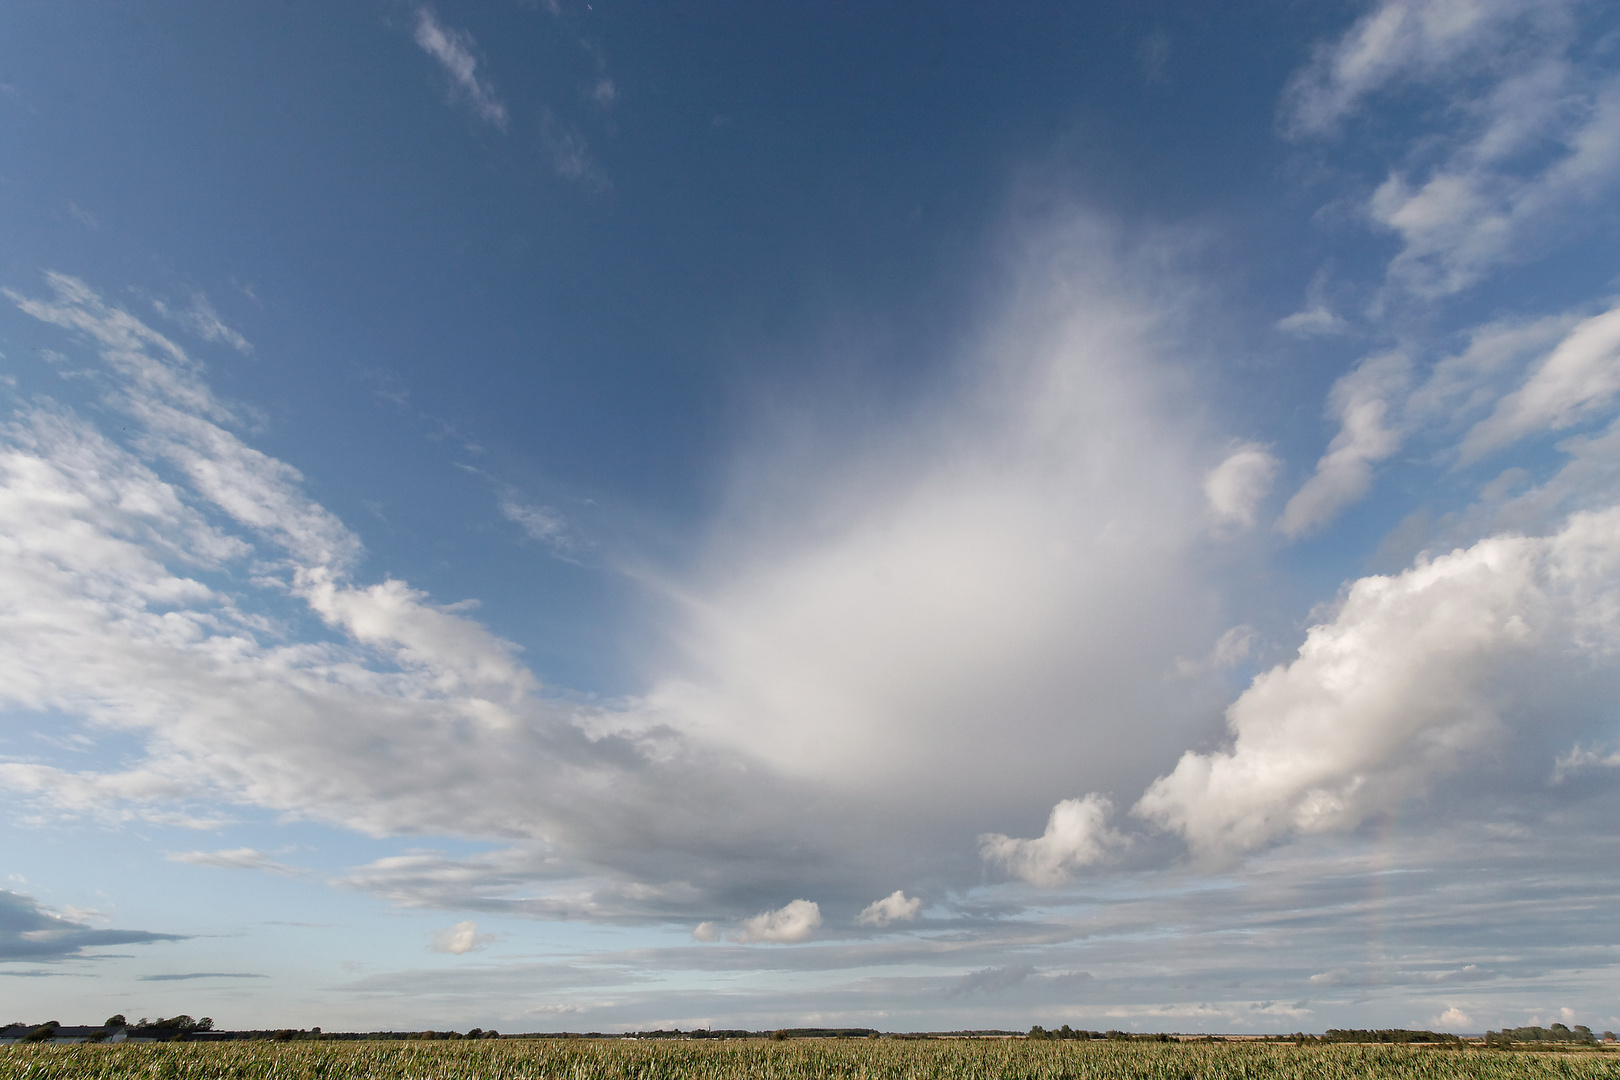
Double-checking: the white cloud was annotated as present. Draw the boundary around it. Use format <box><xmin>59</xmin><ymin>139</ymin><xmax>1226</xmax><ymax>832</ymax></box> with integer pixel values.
<box><xmin>691</xmin><ymin>921</ymin><xmax>719</xmax><ymax>942</ymax></box>
<box><xmin>67</xmin><ymin>201</ymin><xmax>98</xmax><ymax>230</ymax></box>
<box><xmin>0</xmin><ymin>275</ymin><xmax>668</xmax><ymax>868</ymax></box>
<box><xmin>152</xmin><ymin>292</ymin><xmax>251</xmax><ymax>354</ymax></box>
<box><xmin>732</xmin><ymin>900</ymin><xmax>821</xmax><ymax>944</ymax></box>
<box><xmin>644</xmin><ymin>217</ymin><xmax>1224</xmax><ymax>816</ymax></box>
<box><xmin>1375</xmin><ymin>75</ymin><xmax>1620</xmax><ymax>296</ymax></box>
<box><xmin>499</xmin><ymin>495</ymin><xmax>570</xmax><ymax>551</ymax></box>
<box><xmin>1436</xmin><ymin>1006</ymin><xmax>1475</xmax><ymax>1029</ymax></box>
<box><xmin>979</xmin><ymin>794</ymin><xmax>1120</xmax><ymax>885</ymax></box>
<box><xmin>1177</xmin><ymin>625</ymin><xmax>1257</xmax><ymax>678</ymax></box>
<box><xmin>1276</xmin><ymin>308</ymin><xmax>1348</xmax><ymax>337</ymax></box>
<box><xmin>1138</xmin><ymin>507</ymin><xmax>1620</xmax><ymax>864</ymax></box>
<box><xmin>539</xmin><ymin>107</ymin><xmax>608</xmax><ymax>190</ymax></box>
<box><xmin>1551</xmin><ymin>744</ymin><xmax>1620</xmax><ymax>784</ymax></box>
<box><xmin>5</xmin><ymin>273</ymin><xmax>235</xmax><ymax>424</ymax></box>
<box><xmin>430</xmin><ymin>919</ymin><xmax>494</xmax><ymax>954</ymax></box>
<box><xmin>1287</xmin><ymin>0</ymin><xmax>1619</xmax><ymax>298</ymax></box>
<box><xmin>165</xmin><ymin>848</ymin><xmax>306</xmax><ymax>876</ymax></box>
<box><xmin>1</xmin><ymin>267</ymin><xmax>1206</xmax><ymax>930</ymax></box>
<box><xmin>1406</xmin><ymin>312</ymin><xmax>1579</xmax><ymax>426</ymax></box>
<box><xmin>1205</xmin><ymin>444</ymin><xmax>1279</xmax><ymax>529</ymax></box>
<box><xmin>856</xmin><ymin>890</ymin><xmax>921</xmax><ymax>927</ymax></box>
<box><xmin>414</xmin><ymin>7</ymin><xmax>508</xmax><ymax>129</ymax></box>
<box><xmin>1279</xmin><ymin>353</ymin><xmax>1409</xmax><ymax>537</ymax></box>
<box><xmin>1460</xmin><ymin>300</ymin><xmax>1620</xmax><ymax>461</ymax></box>
<box><xmin>1282</xmin><ymin>0</ymin><xmax>1567</xmax><ymax>137</ymax></box>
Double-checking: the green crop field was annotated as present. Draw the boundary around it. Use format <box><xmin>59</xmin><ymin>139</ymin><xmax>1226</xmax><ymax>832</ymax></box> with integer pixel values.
<box><xmin>3</xmin><ymin>1039</ymin><xmax>1619</xmax><ymax>1080</ymax></box>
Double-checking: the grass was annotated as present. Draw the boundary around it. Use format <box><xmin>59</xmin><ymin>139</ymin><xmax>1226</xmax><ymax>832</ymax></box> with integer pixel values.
<box><xmin>5</xmin><ymin>1039</ymin><xmax>1620</xmax><ymax>1080</ymax></box>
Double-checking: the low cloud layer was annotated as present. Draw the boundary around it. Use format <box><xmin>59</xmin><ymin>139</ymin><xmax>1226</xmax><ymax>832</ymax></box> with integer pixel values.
<box><xmin>0</xmin><ymin>889</ymin><xmax>182</xmax><ymax>963</ymax></box>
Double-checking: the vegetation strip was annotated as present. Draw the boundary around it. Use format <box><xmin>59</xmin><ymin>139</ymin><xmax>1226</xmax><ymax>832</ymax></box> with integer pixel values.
<box><xmin>4</xmin><ymin>1040</ymin><xmax>1620</xmax><ymax>1080</ymax></box>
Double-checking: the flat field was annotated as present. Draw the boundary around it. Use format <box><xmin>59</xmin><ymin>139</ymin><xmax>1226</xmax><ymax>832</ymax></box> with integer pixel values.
<box><xmin>4</xmin><ymin>1040</ymin><xmax>1620</xmax><ymax>1080</ymax></box>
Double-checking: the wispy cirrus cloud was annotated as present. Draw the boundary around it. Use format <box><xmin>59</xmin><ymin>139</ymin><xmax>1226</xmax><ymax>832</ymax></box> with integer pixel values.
<box><xmin>1281</xmin><ymin>0</ymin><xmax>1568</xmax><ymax>137</ymax></box>
<box><xmin>539</xmin><ymin>106</ymin><xmax>608</xmax><ymax>190</ymax></box>
<box><xmin>165</xmin><ymin>848</ymin><xmax>308</xmax><ymax>876</ymax></box>
<box><xmin>0</xmin><ymin>273</ymin><xmax>846</xmax><ymax>927</ymax></box>
<box><xmin>151</xmin><ymin>290</ymin><xmax>251</xmax><ymax>354</ymax></box>
<box><xmin>414</xmin><ymin>6</ymin><xmax>508</xmax><ymax>129</ymax></box>
<box><xmin>1285</xmin><ymin>0</ymin><xmax>1620</xmax><ymax>298</ymax></box>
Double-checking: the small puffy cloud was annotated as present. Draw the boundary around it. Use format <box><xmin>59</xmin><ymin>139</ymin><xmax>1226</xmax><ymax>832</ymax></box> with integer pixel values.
<box><xmin>980</xmin><ymin>794</ymin><xmax>1119</xmax><ymax>885</ymax></box>
<box><xmin>165</xmin><ymin>848</ymin><xmax>307</xmax><ymax>876</ymax></box>
<box><xmin>691</xmin><ymin>921</ymin><xmax>720</xmax><ymax>942</ymax></box>
<box><xmin>430</xmin><ymin>920</ymin><xmax>495</xmax><ymax>954</ymax></box>
<box><xmin>414</xmin><ymin>6</ymin><xmax>508</xmax><ymax>129</ymax></box>
<box><xmin>856</xmin><ymin>890</ymin><xmax>921</xmax><ymax>927</ymax></box>
<box><xmin>1205</xmin><ymin>444</ymin><xmax>1279</xmax><ymax>529</ymax></box>
<box><xmin>1279</xmin><ymin>353</ymin><xmax>1410</xmax><ymax>538</ymax></box>
<box><xmin>1461</xmin><ymin>301</ymin><xmax>1620</xmax><ymax>461</ymax></box>
<box><xmin>1435</xmin><ymin>1006</ymin><xmax>1475</xmax><ymax>1029</ymax></box>
<box><xmin>732</xmin><ymin>900</ymin><xmax>821</xmax><ymax>944</ymax></box>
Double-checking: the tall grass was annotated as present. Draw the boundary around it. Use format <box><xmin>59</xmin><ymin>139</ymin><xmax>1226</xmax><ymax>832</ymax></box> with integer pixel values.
<box><xmin>4</xmin><ymin>1039</ymin><xmax>1618</xmax><ymax>1080</ymax></box>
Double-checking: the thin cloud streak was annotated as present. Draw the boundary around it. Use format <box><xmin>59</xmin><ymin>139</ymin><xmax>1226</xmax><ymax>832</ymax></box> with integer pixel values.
<box><xmin>414</xmin><ymin>7</ymin><xmax>508</xmax><ymax>129</ymax></box>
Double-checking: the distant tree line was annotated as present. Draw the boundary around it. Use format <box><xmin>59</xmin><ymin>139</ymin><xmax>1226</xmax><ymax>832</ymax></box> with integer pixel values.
<box><xmin>1307</xmin><ymin>1030</ymin><xmax>1462</xmax><ymax>1045</ymax></box>
<box><xmin>1484</xmin><ymin>1024</ymin><xmax>1597</xmax><ymax>1046</ymax></box>
<box><xmin>1028</xmin><ymin>1027</ymin><xmax>1174</xmax><ymax>1042</ymax></box>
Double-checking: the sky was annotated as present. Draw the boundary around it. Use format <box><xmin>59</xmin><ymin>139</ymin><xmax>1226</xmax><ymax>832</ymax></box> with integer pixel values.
<box><xmin>2</xmin><ymin>0</ymin><xmax>1620</xmax><ymax>1037</ymax></box>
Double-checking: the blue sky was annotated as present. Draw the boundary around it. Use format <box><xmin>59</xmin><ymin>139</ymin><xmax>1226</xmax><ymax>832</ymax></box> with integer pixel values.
<box><xmin>3</xmin><ymin>0</ymin><xmax>1620</xmax><ymax>1036</ymax></box>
